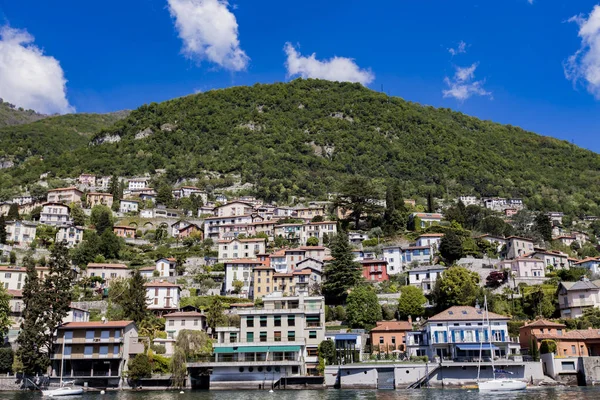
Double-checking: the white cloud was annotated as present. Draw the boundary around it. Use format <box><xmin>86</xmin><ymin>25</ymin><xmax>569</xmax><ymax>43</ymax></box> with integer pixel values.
<box><xmin>448</xmin><ymin>41</ymin><xmax>467</xmax><ymax>56</ymax></box>
<box><xmin>167</xmin><ymin>0</ymin><xmax>249</xmax><ymax>71</ymax></box>
<box><xmin>442</xmin><ymin>63</ymin><xmax>492</xmax><ymax>101</ymax></box>
<box><xmin>284</xmin><ymin>43</ymin><xmax>374</xmax><ymax>85</ymax></box>
<box><xmin>564</xmin><ymin>5</ymin><xmax>600</xmax><ymax>99</ymax></box>
<box><xmin>528</xmin><ymin>0</ymin><xmax>534</xmax><ymax>4</ymax></box>
<box><xmin>0</xmin><ymin>26</ymin><xmax>73</xmax><ymax>114</ymax></box>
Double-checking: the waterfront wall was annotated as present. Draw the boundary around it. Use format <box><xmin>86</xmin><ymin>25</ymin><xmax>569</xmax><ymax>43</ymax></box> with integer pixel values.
<box><xmin>582</xmin><ymin>357</ymin><xmax>600</xmax><ymax>385</ymax></box>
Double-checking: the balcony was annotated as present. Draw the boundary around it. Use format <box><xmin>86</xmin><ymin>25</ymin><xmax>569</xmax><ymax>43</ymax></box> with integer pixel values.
<box><xmin>560</xmin><ymin>300</ymin><xmax>598</xmax><ymax>309</ymax></box>
<box><xmin>213</xmin><ymin>338</ymin><xmax>305</xmax><ymax>347</ymax></box>
<box><xmin>52</xmin><ymin>353</ymin><xmax>123</xmax><ymax>360</ymax></box>
<box><xmin>58</xmin><ymin>337</ymin><xmax>123</xmax><ymax>344</ymax></box>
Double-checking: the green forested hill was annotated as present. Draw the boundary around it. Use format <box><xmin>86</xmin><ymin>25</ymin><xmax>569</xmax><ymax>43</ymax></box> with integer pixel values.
<box><xmin>2</xmin><ymin>79</ymin><xmax>600</xmax><ymax>214</ymax></box>
<box><xmin>0</xmin><ymin>100</ymin><xmax>46</xmax><ymax>127</ymax></box>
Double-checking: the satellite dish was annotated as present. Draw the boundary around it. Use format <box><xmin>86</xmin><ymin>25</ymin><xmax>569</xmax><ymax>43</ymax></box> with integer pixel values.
<box><xmin>101</xmin><ymin>317</ymin><xmax>106</xmax><ymax>323</ymax></box>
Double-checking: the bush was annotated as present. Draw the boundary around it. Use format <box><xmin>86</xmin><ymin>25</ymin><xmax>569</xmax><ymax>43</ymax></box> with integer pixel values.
<box><xmin>334</xmin><ymin>305</ymin><xmax>346</xmax><ymax>322</ymax></box>
<box><xmin>409</xmin><ymin>355</ymin><xmax>428</xmax><ymax>363</ymax></box>
<box><xmin>127</xmin><ymin>354</ymin><xmax>152</xmax><ymax>380</ymax></box>
<box><xmin>0</xmin><ymin>348</ymin><xmax>14</xmax><ymax>373</ymax></box>
<box><xmin>150</xmin><ymin>344</ymin><xmax>166</xmax><ymax>354</ymax></box>
<box><xmin>362</xmin><ymin>238</ymin><xmax>379</xmax><ymax>247</ymax></box>
<box><xmin>539</xmin><ymin>340</ymin><xmax>557</xmax><ymax>355</ymax></box>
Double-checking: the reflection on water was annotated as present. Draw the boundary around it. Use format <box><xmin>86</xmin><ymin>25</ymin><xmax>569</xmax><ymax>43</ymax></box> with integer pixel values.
<box><xmin>3</xmin><ymin>387</ymin><xmax>600</xmax><ymax>400</ymax></box>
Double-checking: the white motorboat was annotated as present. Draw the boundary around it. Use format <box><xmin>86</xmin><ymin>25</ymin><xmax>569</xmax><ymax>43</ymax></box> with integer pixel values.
<box><xmin>42</xmin><ymin>385</ymin><xmax>84</xmax><ymax>397</ymax></box>
<box><xmin>478</xmin><ymin>379</ymin><xmax>527</xmax><ymax>392</ymax></box>
<box><xmin>477</xmin><ymin>296</ymin><xmax>526</xmax><ymax>392</ymax></box>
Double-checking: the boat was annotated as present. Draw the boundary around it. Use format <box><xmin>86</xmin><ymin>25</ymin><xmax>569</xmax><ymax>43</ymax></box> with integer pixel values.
<box><xmin>477</xmin><ymin>296</ymin><xmax>526</xmax><ymax>392</ymax></box>
<box><xmin>42</xmin><ymin>333</ymin><xmax>83</xmax><ymax>397</ymax></box>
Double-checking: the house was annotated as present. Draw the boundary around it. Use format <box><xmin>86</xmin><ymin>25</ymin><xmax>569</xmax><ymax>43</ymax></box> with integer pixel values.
<box><xmin>272</xmin><ymin>273</ymin><xmax>295</xmax><ymax>296</ymax></box>
<box><xmin>294</xmin><ymin>206</ymin><xmax>326</xmax><ymax>221</ymax></box>
<box><xmin>214</xmin><ymin>201</ymin><xmax>254</xmax><ymax>217</ymax></box>
<box><xmin>415</xmin><ymin>233</ymin><xmax>444</xmax><ymax>250</ymax></box>
<box><xmin>274</xmin><ymin>223</ymin><xmax>303</xmax><ymax>243</ymax></box>
<box><xmin>499</xmin><ymin>258</ymin><xmax>546</xmax><ymax>278</ymax></box>
<box><xmin>50</xmin><ymin>321</ymin><xmax>144</xmax><ymax>383</ymax></box>
<box><xmin>119</xmin><ymin>200</ymin><xmax>139</xmax><ymax>214</ymax></box>
<box><xmin>155</xmin><ymin>258</ymin><xmax>177</xmax><ymax>277</ymax></box>
<box><xmin>410</xmin><ymin>213</ymin><xmax>443</xmax><ymax>230</ymax></box>
<box><xmin>531</xmin><ymin>250</ymin><xmax>569</xmax><ymax>270</ymax></box>
<box><xmin>403</xmin><ymin>246</ymin><xmax>432</xmax><ymax>265</ymax></box>
<box><xmin>39</xmin><ymin>202</ymin><xmax>71</xmax><ymax>226</ymax></box>
<box><xmin>574</xmin><ymin>258</ymin><xmax>600</xmax><ymax>276</ymax></box>
<box><xmin>293</xmin><ymin>268</ymin><xmax>322</xmax><ymax>296</ymax></box>
<box><xmin>299</xmin><ymin>246</ymin><xmax>328</xmax><ymax>261</ymax></box>
<box><xmin>252</xmin><ymin>265</ymin><xmax>276</xmax><ymax>299</ymax></box>
<box><xmin>78</xmin><ymin>174</ymin><xmax>96</xmax><ymax>187</ymax></box>
<box><xmin>5</xmin><ymin>220</ymin><xmax>37</xmax><ymax>246</ymax></box>
<box><xmin>457</xmin><ymin>196</ymin><xmax>479</xmax><ymax>206</ymax></box>
<box><xmin>360</xmin><ymin>260</ymin><xmax>389</xmax><ymax>283</ymax></box>
<box><xmin>572</xmin><ymin>231</ymin><xmax>589</xmax><ymax>245</ymax></box>
<box><xmin>65</xmin><ymin>305</ymin><xmax>91</xmax><ymax>323</ymax></box>
<box><xmin>424</xmin><ymin>306</ymin><xmax>516</xmax><ymax>360</ymax></box>
<box><xmin>127</xmin><ymin>179</ymin><xmax>148</xmax><ymax>191</ymax></box>
<box><xmin>218</xmin><ymin>238</ymin><xmax>266</xmax><ymax>261</ymax></box>
<box><xmin>370</xmin><ymin>321</ymin><xmax>412</xmax><ymax>353</ymax></box>
<box><xmin>547</xmin><ymin>212</ymin><xmax>564</xmax><ymax>225</ymax></box>
<box><xmin>0</xmin><ymin>266</ymin><xmax>49</xmax><ymax>290</ymax></box>
<box><xmin>177</xmin><ymin>223</ymin><xmax>202</xmax><ymax>239</ymax></box>
<box><xmin>482</xmin><ymin>197</ymin><xmax>508</xmax><ymax>212</ymax></box>
<box><xmin>161</xmin><ymin>311</ymin><xmax>207</xmax><ymax>355</ymax></box>
<box><xmin>145</xmin><ymin>281</ymin><xmax>181</xmax><ymax>314</ymax></box>
<box><xmin>531</xmin><ymin>328</ymin><xmax>600</xmax><ymax>357</ymax></box>
<box><xmin>138</xmin><ymin>266</ymin><xmax>156</xmax><ymax>279</ymax></box>
<box><xmin>519</xmin><ymin>319</ymin><xmax>566</xmax><ymax>352</ymax></box>
<box><xmin>113</xmin><ymin>225</ymin><xmax>136</xmax><ymax>238</ymax></box>
<box><xmin>209</xmin><ymin>295</ymin><xmax>325</xmax><ymax>383</ymax></box>
<box><xmin>295</xmin><ymin>257</ymin><xmax>324</xmax><ymax>273</ymax></box>
<box><xmin>96</xmin><ymin>176</ymin><xmax>112</xmax><ymax>190</ymax></box>
<box><xmin>269</xmin><ymin>250</ymin><xmax>287</xmax><ymax>273</ymax></box>
<box><xmin>382</xmin><ymin>246</ymin><xmax>404</xmax><ymax>275</ymax></box>
<box><xmin>224</xmin><ymin>260</ymin><xmax>263</xmax><ymax>296</ymax></box>
<box><xmin>408</xmin><ymin>265</ymin><xmax>446</xmax><ymax>294</ymax></box>
<box><xmin>47</xmin><ymin>187</ymin><xmax>83</xmax><ymax>204</ymax></box>
<box><xmin>348</xmin><ymin>231</ymin><xmax>369</xmax><ymax>246</ymax></box>
<box><xmin>504</xmin><ymin>208</ymin><xmax>519</xmax><ymax>217</ymax></box>
<box><xmin>171</xmin><ymin>186</ymin><xmax>208</xmax><ymax>204</ymax></box>
<box><xmin>324</xmin><ymin>331</ymin><xmax>364</xmax><ymax>363</ymax></box>
<box><xmin>274</xmin><ymin>206</ymin><xmax>295</xmax><ymax>218</ymax></box>
<box><xmin>505</xmin><ymin>236</ymin><xmax>534</xmax><ymax>259</ymax></box>
<box><xmin>85</xmin><ymin>263</ymin><xmax>131</xmax><ymax>284</ymax></box>
<box><xmin>557</xmin><ymin>278</ymin><xmax>600</xmax><ymax>319</ymax></box>
<box><xmin>140</xmin><ymin>209</ymin><xmax>154</xmax><ymax>219</ymax></box>
<box><xmin>556</xmin><ymin>236</ymin><xmax>576</xmax><ymax>247</ymax></box>
<box><xmin>203</xmin><ymin>215</ymin><xmax>253</xmax><ymax>240</ymax></box>
<box><xmin>56</xmin><ymin>224</ymin><xmax>84</xmax><ymax>247</ymax></box>
<box><xmin>171</xmin><ymin>220</ymin><xmax>194</xmax><ymax>237</ymax></box>
<box><xmin>301</xmin><ymin>221</ymin><xmax>337</xmax><ymax>246</ymax></box>
<box><xmin>478</xmin><ymin>235</ymin><xmax>507</xmax><ymax>253</ymax></box>
<box><xmin>11</xmin><ymin>196</ymin><xmax>33</xmax><ymax>206</ymax></box>
<box><xmin>87</xmin><ymin>192</ymin><xmax>113</xmax><ymax>209</ymax></box>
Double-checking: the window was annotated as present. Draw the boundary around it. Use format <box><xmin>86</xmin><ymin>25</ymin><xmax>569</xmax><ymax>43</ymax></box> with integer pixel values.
<box><xmin>260</xmin><ymin>316</ymin><xmax>267</xmax><ymax>327</ymax></box>
<box><xmin>247</xmin><ymin>316</ymin><xmax>254</xmax><ymax>327</ymax></box>
<box><xmin>260</xmin><ymin>332</ymin><xmax>267</xmax><ymax>342</ymax></box>
<box><xmin>246</xmin><ymin>332</ymin><xmax>254</xmax><ymax>342</ymax></box>
<box><xmin>84</xmin><ymin>346</ymin><xmax>93</xmax><ymax>355</ymax></box>
<box><xmin>169</xmin><ymin>320</ymin><xmax>174</xmax><ymax>327</ymax></box>
<box><xmin>114</xmin><ymin>330</ymin><xmax>121</xmax><ymax>340</ymax></box>
<box><xmin>288</xmin><ymin>316</ymin><xmax>295</xmax><ymax>326</ymax></box>
<box><xmin>391</xmin><ymin>336</ymin><xmax>396</xmax><ymax>344</ymax></box>
<box><xmin>229</xmin><ymin>332</ymin><xmax>237</xmax><ymax>343</ymax></box>
<box><xmin>5</xmin><ymin>273</ymin><xmax>11</xmax><ymax>278</ymax></box>
<box><xmin>274</xmin><ymin>315</ymin><xmax>281</xmax><ymax>327</ymax></box>
<box><xmin>572</xmin><ymin>345</ymin><xmax>576</xmax><ymax>354</ymax></box>
<box><xmin>85</xmin><ymin>330</ymin><xmax>95</xmax><ymax>340</ymax></box>
<box><xmin>181</xmin><ymin>319</ymin><xmax>186</xmax><ymax>326</ymax></box>
<box><xmin>64</xmin><ymin>331</ymin><xmax>73</xmax><ymax>340</ymax></box>
<box><xmin>274</xmin><ymin>331</ymin><xmax>281</xmax><ymax>342</ymax></box>
<box><xmin>114</xmin><ymin>345</ymin><xmax>120</xmax><ymax>355</ymax></box>
<box><xmin>194</xmin><ymin>319</ymin><xmax>199</xmax><ymax>326</ymax></box>
<box><xmin>307</xmin><ymin>348</ymin><xmax>318</xmax><ymax>357</ymax></box>
<box><xmin>64</xmin><ymin>345</ymin><xmax>72</xmax><ymax>356</ymax></box>
<box><xmin>99</xmin><ymin>346</ymin><xmax>109</xmax><ymax>355</ymax></box>
<box><xmin>309</xmin><ymin>331</ymin><xmax>317</xmax><ymax>339</ymax></box>
<box><xmin>379</xmin><ymin>336</ymin><xmax>384</xmax><ymax>344</ymax></box>
<box><xmin>287</xmin><ymin>331</ymin><xmax>296</xmax><ymax>341</ymax></box>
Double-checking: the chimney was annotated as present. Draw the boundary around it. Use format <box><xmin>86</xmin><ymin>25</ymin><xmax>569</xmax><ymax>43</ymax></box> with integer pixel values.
<box><xmin>408</xmin><ymin>315</ymin><xmax>413</xmax><ymax>324</ymax></box>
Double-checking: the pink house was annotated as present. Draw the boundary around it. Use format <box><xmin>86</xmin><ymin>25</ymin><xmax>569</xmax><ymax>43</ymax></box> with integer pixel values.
<box><xmin>499</xmin><ymin>258</ymin><xmax>546</xmax><ymax>278</ymax></box>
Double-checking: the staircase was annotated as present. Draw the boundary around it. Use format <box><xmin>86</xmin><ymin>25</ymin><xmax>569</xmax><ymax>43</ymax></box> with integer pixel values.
<box><xmin>406</xmin><ymin>364</ymin><xmax>440</xmax><ymax>389</ymax></box>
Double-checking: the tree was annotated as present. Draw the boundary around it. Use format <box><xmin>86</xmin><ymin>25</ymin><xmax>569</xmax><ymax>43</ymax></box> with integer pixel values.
<box><xmin>318</xmin><ymin>340</ymin><xmax>336</xmax><ymax>365</ymax></box>
<box><xmin>175</xmin><ymin>330</ymin><xmax>212</xmax><ymax>358</ymax></box>
<box><xmin>334</xmin><ymin>305</ymin><xmax>346</xmax><ymax>322</ymax></box>
<box><xmin>445</xmin><ymin>201</ymin><xmax>466</xmax><ymax>226</ymax></box>
<box><xmin>71</xmin><ymin>231</ymin><xmax>101</xmax><ymax>266</ymax></box>
<box><xmin>9</xmin><ymin>251</ymin><xmax>16</xmax><ymax>265</ymax></box>
<box><xmin>539</xmin><ymin>340</ymin><xmax>557</xmax><ymax>355</ymax></box>
<box><xmin>333</xmin><ymin>176</ymin><xmax>383</xmax><ymax>229</ymax></box>
<box><xmin>232</xmin><ymin>280</ymin><xmax>243</xmax><ymax>294</ymax></box>
<box><xmin>383</xmin><ymin>181</ymin><xmax>408</xmax><ymax>235</ymax></box>
<box><xmin>432</xmin><ymin>267</ymin><xmax>480</xmax><ymax>310</ymax></box>
<box><xmin>0</xmin><ymin>285</ymin><xmax>12</xmax><ymax>338</ymax></box>
<box><xmin>206</xmin><ymin>297</ymin><xmax>225</xmax><ymax>333</ymax></box>
<box><xmin>346</xmin><ymin>286</ymin><xmax>382</xmax><ymax>329</ymax></box>
<box><xmin>0</xmin><ymin>215</ymin><xmax>6</xmax><ymax>244</ymax></box>
<box><xmin>17</xmin><ymin>257</ymin><xmax>50</xmax><ymax>374</ymax></box>
<box><xmin>91</xmin><ymin>205</ymin><xmax>113</xmax><ymax>235</ymax></box>
<box><xmin>35</xmin><ymin>225</ymin><xmax>57</xmax><ymax>247</ymax></box>
<box><xmin>397</xmin><ymin>286</ymin><xmax>426</xmax><ymax>319</ymax></box>
<box><xmin>99</xmin><ymin>230</ymin><xmax>121</xmax><ymax>259</ymax></box>
<box><xmin>7</xmin><ymin>203</ymin><xmax>20</xmax><ymax>220</ymax></box>
<box><xmin>0</xmin><ymin>347</ymin><xmax>14</xmax><ymax>373</ymax></box>
<box><xmin>477</xmin><ymin>216</ymin><xmax>508</xmax><ymax>237</ymax></box>
<box><xmin>127</xmin><ymin>354</ymin><xmax>152</xmax><ymax>381</ymax></box>
<box><xmin>70</xmin><ymin>203</ymin><xmax>86</xmax><ymax>226</ymax></box>
<box><xmin>529</xmin><ymin>337</ymin><xmax>540</xmax><ymax>361</ymax></box>
<box><xmin>306</xmin><ymin>237</ymin><xmax>319</xmax><ymax>246</ymax></box>
<box><xmin>534</xmin><ymin>213</ymin><xmax>552</xmax><ymax>242</ymax></box>
<box><xmin>121</xmin><ymin>270</ymin><xmax>148</xmax><ymax>324</ymax></box>
<box><xmin>156</xmin><ymin>185</ymin><xmax>173</xmax><ymax>206</ymax></box>
<box><xmin>439</xmin><ymin>231</ymin><xmax>463</xmax><ymax>265</ymax></box>
<box><xmin>427</xmin><ymin>192</ymin><xmax>435</xmax><ymax>213</ymax></box>
<box><xmin>322</xmin><ymin>231</ymin><xmax>364</xmax><ymax>304</ymax></box>
<box><xmin>170</xmin><ymin>347</ymin><xmax>187</xmax><ymax>388</ymax></box>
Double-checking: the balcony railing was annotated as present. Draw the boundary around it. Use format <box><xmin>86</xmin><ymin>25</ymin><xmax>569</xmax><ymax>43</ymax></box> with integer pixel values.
<box><xmin>52</xmin><ymin>353</ymin><xmax>123</xmax><ymax>360</ymax></box>
<box><xmin>58</xmin><ymin>338</ymin><xmax>123</xmax><ymax>344</ymax></box>
<box><xmin>560</xmin><ymin>300</ymin><xmax>598</xmax><ymax>309</ymax></box>
<box><xmin>214</xmin><ymin>337</ymin><xmax>306</xmax><ymax>345</ymax></box>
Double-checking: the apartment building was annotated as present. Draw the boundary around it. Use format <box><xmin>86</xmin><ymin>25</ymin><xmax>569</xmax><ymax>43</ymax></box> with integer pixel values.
<box><xmin>224</xmin><ymin>260</ymin><xmax>263</xmax><ymax>296</ymax></box>
<box><xmin>204</xmin><ymin>215</ymin><xmax>253</xmax><ymax>240</ymax></box>
<box><xmin>78</xmin><ymin>174</ymin><xmax>96</xmax><ymax>187</ymax></box>
<box><xmin>56</xmin><ymin>224</ymin><xmax>84</xmax><ymax>247</ymax></box>
<box><xmin>50</xmin><ymin>321</ymin><xmax>144</xmax><ymax>384</ymax></box>
<box><xmin>87</xmin><ymin>192</ymin><xmax>114</xmax><ymax>209</ymax></box>
<box><xmin>155</xmin><ymin>258</ymin><xmax>177</xmax><ymax>277</ymax></box>
<box><xmin>408</xmin><ymin>265</ymin><xmax>446</xmax><ymax>294</ymax></box>
<box><xmin>0</xmin><ymin>266</ymin><xmax>49</xmax><ymax>290</ymax></box>
<box><xmin>85</xmin><ymin>263</ymin><xmax>131</xmax><ymax>285</ymax></box>
<box><xmin>252</xmin><ymin>265</ymin><xmax>276</xmax><ymax>299</ymax></box>
<box><xmin>161</xmin><ymin>311</ymin><xmax>207</xmax><ymax>355</ymax></box>
<box><xmin>382</xmin><ymin>246</ymin><xmax>404</xmax><ymax>275</ymax></box>
<box><xmin>294</xmin><ymin>206</ymin><xmax>326</xmax><ymax>221</ymax></box>
<box><xmin>360</xmin><ymin>260</ymin><xmax>389</xmax><ymax>283</ymax></box>
<box><xmin>47</xmin><ymin>187</ymin><xmax>83</xmax><ymax>204</ymax></box>
<box><xmin>505</xmin><ymin>236</ymin><xmax>534</xmax><ymax>259</ymax></box>
<box><xmin>145</xmin><ymin>281</ymin><xmax>181</xmax><ymax>314</ymax></box>
<box><xmin>127</xmin><ymin>179</ymin><xmax>148</xmax><ymax>191</ymax></box>
<box><xmin>499</xmin><ymin>258</ymin><xmax>546</xmax><ymax>278</ymax></box>
<box><xmin>39</xmin><ymin>203</ymin><xmax>71</xmax><ymax>226</ymax></box>
<box><xmin>214</xmin><ymin>201</ymin><xmax>254</xmax><ymax>217</ymax></box>
<box><xmin>5</xmin><ymin>220</ymin><xmax>37</xmax><ymax>247</ymax></box>
<box><xmin>301</xmin><ymin>221</ymin><xmax>337</xmax><ymax>246</ymax></box>
<box><xmin>218</xmin><ymin>238</ymin><xmax>266</xmax><ymax>261</ymax></box>
<box><xmin>274</xmin><ymin>223</ymin><xmax>303</xmax><ymax>244</ymax></box>
<box><xmin>206</xmin><ymin>294</ymin><xmax>325</xmax><ymax>387</ymax></box>
<box><xmin>557</xmin><ymin>278</ymin><xmax>600</xmax><ymax>319</ymax></box>
<box><xmin>531</xmin><ymin>250</ymin><xmax>569</xmax><ymax>270</ymax></box>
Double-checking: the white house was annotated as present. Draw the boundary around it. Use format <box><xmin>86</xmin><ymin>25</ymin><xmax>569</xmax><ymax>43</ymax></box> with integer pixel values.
<box><xmin>155</xmin><ymin>258</ymin><xmax>177</xmax><ymax>278</ymax></box>
<box><xmin>39</xmin><ymin>203</ymin><xmax>71</xmax><ymax>226</ymax></box>
<box><xmin>457</xmin><ymin>196</ymin><xmax>479</xmax><ymax>206</ymax></box>
<box><xmin>301</xmin><ymin>221</ymin><xmax>337</xmax><ymax>246</ymax></box>
<box><xmin>408</xmin><ymin>265</ymin><xmax>446</xmax><ymax>294</ymax></box>
<box><xmin>56</xmin><ymin>224</ymin><xmax>84</xmax><ymax>248</ymax></box>
<box><xmin>65</xmin><ymin>306</ymin><xmax>90</xmax><ymax>323</ymax></box>
<box><xmin>224</xmin><ymin>260</ymin><xmax>264</xmax><ymax>296</ymax></box>
<box><xmin>145</xmin><ymin>281</ymin><xmax>181</xmax><ymax>313</ymax></box>
<box><xmin>531</xmin><ymin>250</ymin><xmax>569</xmax><ymax>270</ymax></box>
<box><xmin>218</xmin><ymin>238</ymin><xmax>266</xmax><ymax>261</ymax></box>
<box><xmin>172</xmin><ymin>187</ymin><xmax>207</xmax><ymax>204</ymax></box>
<box><xmin>415</xmin><ymin>233</ymin><xmax>444</xmax><ymax>250</ymax></box>
<box><xmin>403</xmin><ymin>246</ymin><xmax>432</xmax><ymax>266</ymax></box>
<box><xmin>410</xmin><ymin>213</ymin><xmax>443</xmax><ymax>229</ymax></box>
<box><xmin>505</xmin><ymin>236</ymin><xmax>534</xmax><ymax>259</ymax></box>
<box><xmin>161</xmin><ymin>310</ymin><xmax>207</xmax><ymax>355</ymax></box>
<box><xmin>382</xmin><ymin>246</ymin><xmax>404</xmax><ymax>275</ymax></box>
<box><xmin>203</xmin><ymin>215</ymin><xmax>253</xmax><ymax>240</ymax></box>
<box><xmin>348</xmin><ymin>231</ymin><xmax>369</xmax><ymax>246</ymax></box>
<box><xmin>128</xmin><ymin>179</ymin><xmax>148</xmax><ymax>191</ymax></box>
<box><xmin>499</xmin><ymin>258</ymin><xmax>546</xmax><ymax>278</ymax></box>
<box><xmin>5</xmin><ymin>220</ymin><xmax>37</xmax><ymax>247</ymax></box>
<box><xmin>140</xmin><ymin>209</ymin><xmax>154</xmax><ymax>218</ymax></box>
<box><xmin>119</xmin><ymin>200</ymin><xmax>139</xmax><ymax>214</ymax></box>
<box><xmin>573</xmin><ymin>258</ymin><xmax>600</xmax><ymax>276</ymax></box>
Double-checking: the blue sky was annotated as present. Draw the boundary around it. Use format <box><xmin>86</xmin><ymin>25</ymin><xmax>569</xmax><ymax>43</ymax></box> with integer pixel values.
<box><xmin>1</xmin><ymin>0</ymin><xmax>600</xmax><ymax>151</ymax></box>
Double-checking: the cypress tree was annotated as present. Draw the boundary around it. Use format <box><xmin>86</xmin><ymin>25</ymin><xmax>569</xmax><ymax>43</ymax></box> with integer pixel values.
<box><xmin>0</xmin><ymin>215</ymin><xmax>6</xmax><ymax>244</ymax></box>
<box><xmin>7</xmin><ymin>204</ymin><xmax>20</xmax><ymax>221</ymax></box>
<box><xmin>122</xmin><ymin>270</ymin><xmax>148</xmax><ymax>324</ymax></box>
<box><xmin>17</xmin><ymin>257</ymin><xmax>50</xmax><ymax>374</ymax></box>
<box><xmin>322</xmin><ymin>231</ymin><xmax>364</xmax><ymax>304</ymax></box>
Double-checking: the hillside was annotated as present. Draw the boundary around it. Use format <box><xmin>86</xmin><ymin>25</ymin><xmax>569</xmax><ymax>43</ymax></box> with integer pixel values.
<box><xmin>0</xmin><ymin>100</ymin><xmax>46</xmax><ymax>127</ymax></box>
<box><xmin>3</xmin><ymin>79</ymin><xmax>600</xmax><ymax>214</ymax></box>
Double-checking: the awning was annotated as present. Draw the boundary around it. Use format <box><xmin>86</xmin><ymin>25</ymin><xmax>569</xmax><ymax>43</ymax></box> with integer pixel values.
<box><xmin>456</xmin><ymin>344</ymin><xmax>499</xmax><ymax>351</ymax></box>
<box><xmin>334</xmin><ymin>334</ymin><xmax>358</xmax><ymax>341</ymax></box>
<box><xmin>270</xmin><ymin>346</ymin><xmax>300</xmax><ymax>352</ymax></box>
<box><xmin>213</xmin><ymin>345</ymin><xmax>300</xmax><ymax>353</ymax></box>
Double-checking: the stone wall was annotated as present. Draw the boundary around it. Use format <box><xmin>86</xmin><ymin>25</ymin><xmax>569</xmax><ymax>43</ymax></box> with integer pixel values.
<box><xmin>70</xmin><ymin>300</ymin><xmax>108</xmax><ymax>313</ymax></box>
<box><xmin>582</xmin><ymin>357</ymin><xmax>600</xmax><ymax>385</ymax></box>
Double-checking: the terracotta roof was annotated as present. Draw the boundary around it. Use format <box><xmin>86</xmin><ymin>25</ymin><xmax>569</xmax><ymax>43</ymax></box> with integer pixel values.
<box><xmin>164</xmin><ymin>311</ymin><xmax>205</xmax><ymax>318</ymax></box>
<box><xmin>253</xmin><ymin>265</ymin><xmax>275</xmax><ymax>270</ymax></box>
<box><xmin>87</xmin><ymin>263</ymin><xmax>128</xmax><ymax>269</ymax></box>
<box><xmin>48</xmin><ymin>187</ymin><xmax>82</xmax><ymax>193</ymax></box>
<box><xmin>370</xmin><ymin>321</ymin><xmax>412</xmax><ymax>332</ymax></box>
<box><xmin>359</xmin><ymin>259</ymin><xmax>387</xmax><ymax>264</ymax></box>
<box><xmin>144</xmin><ymin>281</ymin><xmax>181</xmax><ymax>288</ymax></box>
<box><xmin>535</xmin><ymin>328</ymin><xmax>600</xmax><ymax>340</ymax></box>
<box><xmin>59</xmin><ymin>321</ymin><xmax>134</xmax><ymax>329</ymax></box>
<box><xmin>274</xmin><ymin>273</ymin><xmax>293</xmax><ymax>277</ymax></box>
<box><xmin>225</xmin><ymin>259</ymin><xmax>264</xmax><ymax>265</ymax></box>
<box><xmin>412</xmin><ymin>213</ymin><xmax>443</xmax><ymax>218</ymax></box>
<box><xmin>299</xmin><ymin>246</ymin><xmax>326</xmax><ymax>250</ymax></box>
<box><xmin>428</xmin><ymin>306</ymin><xmax>509</xmax><ymax>322</ymax></box>
<box><xmin>0</xmin><ymin>266</ymin><xmax>26</xmax><ymax>272</ymax></box>
<box><xmin>113</xmin><ymin>225</ymin><xmax>136</xmax><ymax>230</ymax></box>
<box><xmin>506</xmin><ymin>236</ymin><xmax>534</xmax><ymax>241</ymax></box>
<box><xmin>520</xmin><ymin>319</ymin><xmax>566</xmax><ymax>329</ymax></box>
<box><xmin>575</xmin><ymin>257</ymin><xmax>600</xmax><ymax>265</ymax></box>
<box><xmin>293</xmin><ymin>269</ymin><xmax>313</xmax><ymax>275</ymax></box>
<box><xmin>7</xmin><ymin>289</ymin><xmax>22</xmax><ymax>298</ymax></box>
<box><xmin>418</xmin><ymin>233</ymin><xmax>444</xmax><ymax>237</ymax></box>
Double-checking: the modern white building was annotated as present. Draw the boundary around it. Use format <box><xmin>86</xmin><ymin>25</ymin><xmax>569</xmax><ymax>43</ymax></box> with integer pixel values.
<box><xmin>128</xmin><ymin>179</ymin><xmax>148</xmax><ymax>191</ymax></box>
<box><xmin>155</xmin><ymin>258</ymin><xmax>177</xmax><ymax>278</ymax></box>
<box><xmin>119</xmin><ymin>200</ymin><xmax>139</xmax><ymax>214</ymax></box>
<box><xmin>218</xmin><ymin>238</ymin><xmax>266</xmax><ymax>261</ymax></box>
<box><xmin>408</xmin><ymin>265</ymin><xmax>446</xmax><ymax>294</ymax></box>
<box><xmin>39</xmin><ymin>202</ymin><xmax>71</xmax><ymax>226</ymax></box>
<box><xmin>223</xmin><ymin>259</ymin><xmax>263</xmax><ymax>296</ymax></box>
<box><xmin>5</xmin><ymin>220</ymin><xmax>37</xmax><ymax>247</ymax></box>
<box><xmin>145</xmin><ymin>281</ymin><xmax>181</xmax><ymax>314</ymax></box>
<box><xmin>382</xmin><ymin>246</ymin><xmax>404</xmax><ymax>275</ymax></box>
<box><xmin>56</xmin><ymin>224</ymin><xmax>84</xmax><ymax>248</ymax></box>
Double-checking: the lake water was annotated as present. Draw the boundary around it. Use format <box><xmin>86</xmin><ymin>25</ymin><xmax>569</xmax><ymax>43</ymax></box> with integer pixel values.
<box><xmin>2</xmin><ymin>387</ymin><xmax>600</xmax><ymax>400</ymax></box>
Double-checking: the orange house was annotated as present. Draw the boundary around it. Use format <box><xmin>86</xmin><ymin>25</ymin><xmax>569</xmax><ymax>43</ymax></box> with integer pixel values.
<box><xmin>113</xmin><ymin>225</ymin><xmax>136</xmax><ymax>238</ymax></box>
<box><xmin>519</xmin><ymin>319</ymin><xmax>566</xmax><ymax>352</ymax></box>
<box><xmin>178</xmin><ymin>224</ymin><xmax>202</xmax><ymax>239</ymax></box>
<box><xmin>534</xmin><ymin>329</ymin><xmax>600</xmax><ymax>357</ymax></box>
<box><xmin>370</xmin><ymin>321</ymin><xmax>412</xmax><ymax>353</ymax></box>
